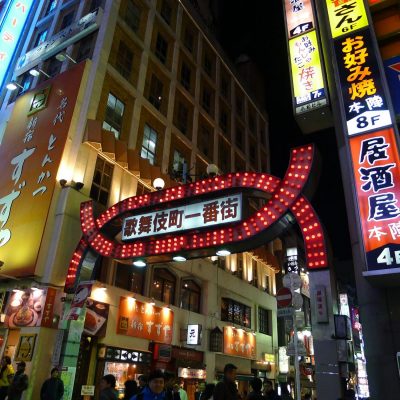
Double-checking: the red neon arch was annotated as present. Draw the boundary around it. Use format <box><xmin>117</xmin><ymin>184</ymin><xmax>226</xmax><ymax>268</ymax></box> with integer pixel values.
<box><xmin>65</xmin><ymin>144</ymin><xmax>327</xmax><ymax>290</ymax></box>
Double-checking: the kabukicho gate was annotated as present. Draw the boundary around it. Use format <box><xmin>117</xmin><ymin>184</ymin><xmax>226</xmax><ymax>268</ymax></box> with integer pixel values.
<box><xmin>63</xmin><ymin>144</ymin><xmax>340</xmax><ymax>399</ymax></box>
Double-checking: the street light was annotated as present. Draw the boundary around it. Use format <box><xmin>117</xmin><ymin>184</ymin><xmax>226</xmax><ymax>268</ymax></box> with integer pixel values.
<box><xmin>29</xmin><ymin>68</ymin><xmax>50</xmax><ymax>78</ymax></box>
<box><xmin>153</xmin><ymin>177</ymin><xmax>165</xmax><ymax>190</ymax></box>
<box><xmin>206</xmin><ymin>163</ymin><xmax>219</xmax><ymax>177</ymax></box>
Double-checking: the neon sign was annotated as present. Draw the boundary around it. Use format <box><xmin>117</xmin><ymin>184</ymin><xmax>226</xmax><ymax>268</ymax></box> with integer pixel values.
<box><xmin>0</xmin><ymin>0</ymin><xmax>34</xmax><ymax>89</ymax></box>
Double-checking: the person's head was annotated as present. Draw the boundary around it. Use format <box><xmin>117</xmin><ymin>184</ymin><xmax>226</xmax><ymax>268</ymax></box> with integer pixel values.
<box><xmin>124</xmin><ymin>380</ymin><xmax>138</xmax><ymax>396</ymax></box>
<box><xmin>138</xmin><ymin>375</ymin><xmax>147</xmax><ymax>388</ymax></box>
<box><xmin>344</xmin><ymin>389</ymin><xmax>356</xmax><ymax>400</ymax></box>
<box><xmin>250</xmin><ymin>378</ymin><xmax>262</xmax><ymax>393</ymax></box>
<box><xmin>1</xmin><ymin>356</ymin><xmax>11</xmax><ymax>367</ymax></box>
<box><xmin>263</xmin><ymin>380</ymin><xmax>273</xmax><ymax>393</ymax></box>
<box><xmin>51</xmin><ymin>368</ymin><xmax>59</xmax><ymax>378</ymax></box>
<box><xmin>223</xmin><ymin>363</ymin><xmax>237</xmax><ymax>382</ymax></box>
<box><xmin>202</xmin><ymin>384</ymin><xmax>216</xmax><ymax>400</ymax></box>
<box><xmin>16</xmin><ymin>361</ymin><xmax>26</xmax><ymax>372</ymax></box>
<box><xmin>99</xmin><ymin>374</ymin><xmax>116</xmax><ymax>391</ymax></box>
<box><xmin>148</xmin><ymin>370</ymin><xmax>165</xmax><ymax>394</ymax></box>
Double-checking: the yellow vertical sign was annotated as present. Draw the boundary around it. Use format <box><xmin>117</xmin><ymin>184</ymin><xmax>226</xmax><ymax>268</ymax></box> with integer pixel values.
<box><xmin>326</xmin><ymin>0</ymin><xmax>369</xmax><ymax>38</ymax></box>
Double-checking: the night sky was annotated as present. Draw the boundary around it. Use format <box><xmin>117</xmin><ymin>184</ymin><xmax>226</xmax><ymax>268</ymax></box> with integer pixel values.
<box><xmin>216</xmin><ymin>1</ymin><xmax>354</xmax><ymax>281</ymax></box>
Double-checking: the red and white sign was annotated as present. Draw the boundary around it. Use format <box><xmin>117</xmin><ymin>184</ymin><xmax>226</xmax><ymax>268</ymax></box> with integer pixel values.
<box><xmin>276</xmin><ymin>287</ymin><xmax>292</xmax><ymax>308</ymax></box>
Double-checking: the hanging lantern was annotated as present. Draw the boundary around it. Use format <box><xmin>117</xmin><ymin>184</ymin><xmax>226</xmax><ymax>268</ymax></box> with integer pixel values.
<box><xmin>209</xmin><ymin>327</ymin><xmax>223</xmax><ymax>352</ymax></box>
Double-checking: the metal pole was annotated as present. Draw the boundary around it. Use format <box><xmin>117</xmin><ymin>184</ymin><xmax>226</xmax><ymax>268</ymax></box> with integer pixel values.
<box><xmin>293</xmin><ymin>313</ymin><xmax>301</xmax><ymax>400</ymax></box>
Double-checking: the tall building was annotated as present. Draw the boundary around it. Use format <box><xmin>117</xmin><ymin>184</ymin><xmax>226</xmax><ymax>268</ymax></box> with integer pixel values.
<box><xmin>0</xmin><ymin>1</ymin><xmax>281</xmax><ymax>399</ymax></box>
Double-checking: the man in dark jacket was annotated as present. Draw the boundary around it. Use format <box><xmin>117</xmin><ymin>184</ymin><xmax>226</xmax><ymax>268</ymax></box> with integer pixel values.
<box><xmin>263</xmin><ymin>380</ymin><xmax>281</xmax><ymax>400</ymax></box>
<box><xmin>40</xmin><ymin>368</ymin><xmax>64</xmax><ymax>400</ymax></box>
<box><xmin>99</xmin><ymin>374</ymin><xmax>118</xmax><ymax>400</ymax></box>
<box><xmin>7</xmin><ymin>362</ymin><xmax>28</xmax><ymax>400</ymax></box>
<box><xmin>213</xmin><ymin>363</ymin><xmax>239</xmax><ymax>400</ymax></box>
<box><xmin>247</xmin><ymin>378</ymin><xmax>265</xmax><ymax>400</ymax></box>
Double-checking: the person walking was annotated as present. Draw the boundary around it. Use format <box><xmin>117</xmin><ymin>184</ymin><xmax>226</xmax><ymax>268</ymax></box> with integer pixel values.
<box><xmin>178</xmin><ymin>379</ymin><xmax>188</xmax><ymax>400</ymax></box>
<box><xmin>7</xmin><ymin>361</ymin><xmax>28</xmax><ymax>400</ymax></box>
<box><xmin>246</xmin><ymin>378</ymin><xmax>265</xmax><ymax>400</ymax></box>
<box><xmin>130</xmin><ymin>370</ymin><xmax>171</xmax><ymax>400</ymax></box>
<box><xmin>40</xmin><ymin>367</ymin><xmax>64</xmax><ymax>400</ymax></box>
<box><xmin>263</xmin><ymin>381</ymin><xmax>280</xmax><ymax>400</ymax></box>
<box><xmin>99</xmin><ymin>374</ymin><xmax>118</xmax><ymax>400</ymax></box>
<box><xmin>0</xmin><ymin>356</ymin><xmax>14</xmax><ymax>400</ymax></box>
<box><xmin>213</xmin><ymin>363</ymin><xmax>239</xmax><ymax>400</ymax></box>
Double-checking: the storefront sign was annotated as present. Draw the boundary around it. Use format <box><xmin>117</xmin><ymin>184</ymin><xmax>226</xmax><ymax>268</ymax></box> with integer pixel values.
<box><xmin>223</xmin><ymin>327</ymin><xmax>256</xmax><ymax>359</ymax></box>
<box><xmin>187</xmin><ymin>324</ymin><xmax>201</xmax><ymax>345</ymax></box>
<box><xmin>153</xmin><ymin>343</ymin><xmax>172</xmax><ymax>362</ymax></box>
<box><xmin>178</xmin><ymin>367</ymin><xmax>206</xmax><ymax>379</ymax></box>
<box><xmin>60</xmin><ymin>366</ymin><xmax>76</xmax><ymax>400</ymax></box>
<box><xmin>84</xmin><ymin>298</ymin><xmax>109</xmax><ymax>337</ymax></box>
<box><xmin>102</xmin><ymin>346</ymin><xmax>152</xmax><ymax>364</ymax></box>
<box><xmin>67</xmin><ymin>281</ymin><xmax>93</xmax><ymax>321</ymax></box>
<box><xmin>172</xmin><ymin>347</ymin><xmax>204</xmax><ymax>363</ymax></box>
<box><xmin>81</xmin><ymin>386</ymin><xmax>95</xmax><ymax>396</ymax></box>
<box><xmin>51</xmin><ymin>330</ymin><xmax>65</xmax><ymax>366</ymax></box>
<box><xmin>325</xmin><ymin>0</ymin><xmax>368</xmax><ymax>38</ymax></box>
<box><xmin>334</xmin><ymin>29</ymin><xmax>393</xmax><ymax>136</ymax></box>
<box><xmin>314</xmin><ymin>285</ymin><xmax>328</xmax><ymax>323</ymax></box>
<box><xmin>278</xmin><ymin>346</ymin><xmax>289</xmax><ymax>374</ymax></box>
<box><xmin>0</xmin><ymin>62</ymin><xmax>86</xmax><ymax>277</ymax></box>
<box><xmin>0</xmin><ymin>0</ymin><xmax>34</xmax><ymax>88</ymax></box>
<box><xmin>15</xmin><ymin>334</ymin><xmax>36</xmax><ymax>361</ymax></box>
<box><xmin>117</xmin><ymin>297</ymin><xmax>174</xmax><ymax>344</ymax></box>
<box><xmin>15</xmin><ymin>9</ymin><xmax>101</xmax><ymax>75</ymax></box>
<box><xmin>122</xmin><ymin>194</ymin><xmax>242</xmax><ymax>240</ymax></box>
<box><xmin>284</xmin><ymin>0</ymin><xmax>315</xmax><ymax>38</ymax></box>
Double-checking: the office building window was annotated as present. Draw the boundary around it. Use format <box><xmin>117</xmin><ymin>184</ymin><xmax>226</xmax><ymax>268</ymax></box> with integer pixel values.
<box><xmin>151</xmin><ymin>268</ymin><xmax>176</xmax><ymax>304</ymax></box>
<box><xmin>102</xmin><ymin>93</ymin><xmax>125</xmax><ymax>139</ymax></box>
<box><xmin>201</xmin><ymin>87</ymin><xmax>211</xmax><ymax>114</ymax></box>
<box><xmin>176</xmin><ymin>102</ymin><xmax>188</xmax><ymax>134</ymax></box>
<box><xmin>198</xmin><ymin>124</ymin><xmax>212</xmax><ymax>157</ymax></box>
<box><xmin>148</xmin><ymin>74</ymin><xmax>163</xmax><ymax>110</ymax></box>
<box><xmin>219</xmin><ymin>110</ymin><xmax>228</xmax><ymax>133</ymax></box>
<box><xmin>180</xmin><ymin>280</ymin><xmax>201</xmax><ymax>313</ymax></box>
<box><xmin>160</xmin><ymin>0</ymin><xmax>172</xmax><ymax>25</ymax></box>
<box><xmin>203</xmin><ymin>54</ymin><xmax>212</xmax><ymax>76</ymax></box>
<box><xmin>220</xmin><ymin>77</ymin><xmax>229</xmax><ymax>99</ymax></box>
<box><xmin>183</xmin><ymin>28</ymin><xmax>194</xmax><ymax>53</ymax></box>
<box><xmin>172</xmin><ymin>150</ymin><xmax>186</xmax><ymax>175</ymax></box>
<box><xmin>136</xmin><ymin>181</ymin><xmax>152</xmax><ymax>195</ymax></box>
<box><xmin>236</xmin><ymin>127</ymin><xmax>244</xmax><ymax>148</ymax></box>
<box><xmin>141</xmin><ymin>124</ymin><xmax>158</xmax><ymax>165</ymax></box>
<box><xmin>236</xmin><ymin>96</ymin><xmax>243</xmax><ymax>117</ymax></box>
<box><xmin>221</xmin><ymin>298</ymin><xmax>251</xmax><ymax>328</ymax></box>
<box><xmin>34</xmin><ymin>30</ymin><xmax>48</xmax><ymax>48</ymax></box>
<box><xmin>155</xmin><ymin>33</ymin><xmax>168</xmax><ymax>64</ymax></box>
<box><xmin>116</xmin><ymin>41</ymin><xmax>133</xmax><ymax>80</ymax></box>
<box><xmin>90</xmin><ymin>156</ymin><xmax>114</xmax><ymax>206</ymax></box>
<box><xmin>180</xmin><ymin>62</ymin><xmax>191</xmax><ymax>91</ymax></box>
<box><xmin>114</xmin><ymin>263</ymin><xmax>145</xmax><ymax>294</ymax></box>
<box><xmin>258</xmin><ymin>307</ymin><xmax>272</xmax><ymax>335</ymax></box>
<box><xmin>125</xmin><ymin>1</ymin><xmax>141</xmax><ymax>32</ymax></box>
<box><xmin>45</xmin><ymin>0</ymin><xmax>57</xmax><ymax>15</ymax></box>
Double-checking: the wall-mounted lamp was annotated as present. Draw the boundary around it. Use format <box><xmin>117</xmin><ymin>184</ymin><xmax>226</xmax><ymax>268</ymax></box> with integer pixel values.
<box><xmin>153</xmin><ymin>177</ymin><xmax>165</xmax><ymax>191</ymax></box>
<box><xmin>29</xmin><ymin>68</ymin><xmax>50</xmax><ymax>78</ymax></box>
<box><xmin>59</xmin><ymin>179</ymin><xmax>84</xmax><ymax>191</ymax></box>
<box><xmin>55</xmin><ymin>52</ymin><xmax>77</xmax><ymax>63</ymax></box>
<box><xmin>206</xmin><ymin>163</ymin><xmax>219</xmax><ymax>177</ymax></box>
<box><xmin>6</xmin><ymin>82</ymin><xmax>23</xmax><ymax>91</ymax></box>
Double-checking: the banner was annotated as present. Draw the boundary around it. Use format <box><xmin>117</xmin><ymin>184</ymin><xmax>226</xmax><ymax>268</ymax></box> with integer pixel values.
<box><xmin>223</xmin><ymin>326</ymin><xmax>256</xmax><ymax>359</ymax></box>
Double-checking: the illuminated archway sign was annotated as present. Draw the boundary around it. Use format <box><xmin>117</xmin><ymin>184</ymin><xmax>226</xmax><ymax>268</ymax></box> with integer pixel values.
<box><xmin>65</xmin><ymin>144</ymin><xmax>328</xmax><ymax>292</ymax></box>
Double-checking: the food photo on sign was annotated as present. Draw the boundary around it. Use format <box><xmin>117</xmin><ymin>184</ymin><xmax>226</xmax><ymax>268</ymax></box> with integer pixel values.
<box><xmin>83</xmin><ymin>299</ymin><xmax>109</xmax><ymax>337</ymax></box>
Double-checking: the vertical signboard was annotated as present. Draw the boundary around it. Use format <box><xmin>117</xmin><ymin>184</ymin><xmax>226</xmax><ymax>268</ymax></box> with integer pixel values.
<box><xmin>324</xmin><ymin>1</ymin><xmax>400</xmax><ymax>273</ymax></box>
<box><xmin>0</xmin><ymin>62</ymin><xmax>86</xmax><ymax>277</ymax></box>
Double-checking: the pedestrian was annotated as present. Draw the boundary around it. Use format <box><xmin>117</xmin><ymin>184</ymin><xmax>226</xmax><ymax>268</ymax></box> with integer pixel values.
<box><xmin>246</xmin><ymin>378</ymin><xmax>265</xmax><ymax>400</ymax></box>
<box><xmin>201</xmin><ymin>384</ymin><xmax>215</xmax><ymax>400</ymax></box>
<box><xmin>130</xmin><ymin>369</ymin><xmax>170</xmax><ymax>400</ymax></box>
<box><xmin>7</xmin><ymin>361</ymin><xmax>28</xmax><ymax>400</ymax></box>
<box><xmin>99</xmin><ymin>374</ymin><xmax>118</xmax><ymax>400</ymax></box>
<box><xmin>178</xmin><ymin>379</ymin><xmax>188</xmax><ymax>400</ymax></box>
<box><xmin>0</xmin><ymin>356</ymin><xmax>14</xmax><ymax>400</ymax></box>
<box><xmin>124</xmin><ymin>379</ymin><xmax>138</xmax><ymax>399</ymax></box>
<box><xmin>280</xmin><ymin>385</ymin><xmax>293</xmax><ymax>400</ymax></box>
<box><xmin>40</xmin><ymin>367</ymin><xmax>64</xmax><ymax>400</ymax></box>
<box><xmin>172</xmin><ymin>383</ymin><xmax>182</xmax><ymax>399</ymax></box>
<box><xmin>213</xmin><ymin>363</ymin><xmax>239</xmax><ymax>400</ymax></box>
<box><xmin>263</xmin><ymin>380</ymin><xmax>280</xmax><ymax>400</ymax></box>
<box><xmin>138</xmin><ymin>375</ymin><xmax>148</xmax><ymax>393</ymax></box>
<box><xmin>195</xmin><ymin>382</ymin><xmax>205</xmax><ymax>400</ymax></box>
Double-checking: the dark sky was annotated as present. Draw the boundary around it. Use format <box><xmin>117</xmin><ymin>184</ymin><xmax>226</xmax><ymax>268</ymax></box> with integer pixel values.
<box><xmin>216</xmin><ymin>1</ymin><xmax>354</xmax><ymax>276</ymax></box>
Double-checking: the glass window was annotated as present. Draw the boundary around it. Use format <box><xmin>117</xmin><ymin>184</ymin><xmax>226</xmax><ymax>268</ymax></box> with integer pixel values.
<box><xmin>183</xmin><ymin>28</ymin><xmax>194</xmax><ymax>53</ymax></box>
<box><xmin>102</xmin><ymin>93</ymin><xmax>125</xmax><ymax>139</ymax></box>
<box><xmin>114</xmin><ymin>263</ymin><xmax>145</xmax><ymax>294</ymax></box>
<box><xmin>60</xmin><ymin>11</ymin><xmax>74</xmax><ymax>30</ymax></box>
<box><xmin>125</xmin><ymin>1</ymin><xmax>141</xmax><ymax>32</ymax></box>
<box><xmin>141</xmin><ymin>124</ymin><xmax>158</xmax><ymax>165</ymax></box>
<box><xmin>258</xmin><ymin>307</ymin><xmax>272</xmax><ymax>335</ymax></box>
<box><xmin>160</xmin><ymin>0</ymin><xmax>172</xmax><ymax>25</ymax></box>
<box><xmin>236</xmin><ymin>127</ymin><xmax>244</xmax><ymax>148</ymax></box>
<box><xmin>236</xmin><ymin>96</ymin><xmax>243</xmax><ymax>117</ymax></box>
<box><xmin>176</xmin><ymin>102</ymin><xmax>188</xmax><ymax>134</ymax></box>
<box><xmin>219</xmin><ymin>110</ymin><xmax>228</xmax><ymax>133</ymax></box>
<box><xmin>34</xmin><ymin>30</ymin><xmax>48</xmax><ymax>48</ymax></box>
<box><xmin>90</xmin><ymin>156</ymin><xmax>114</xmax><ymax>206</ymax></box>
<box><xmin>148</xmin><ymin>74</ymin><xmax>163</xmax><ymax>110</ymax></box>
<box><xmin>201</xmin><ymin>87</ymin><xmax>211</xmax><ymax>114</ymax></box>
<box><xmin>116</xmin><ymin>41</ymin><xmax>133</xmax><ymax>80</ymax></box>
<box><xmin>76</xmin><ymin>32</ymin><xmax>95</xmax><ymax>62</ymax></box>
<box><xmin>221</xmin><ymin>298</ymin><xmax>251</xmax><ymax>328</ymax></box>
<box><xmin>155</xmin><ymin>33</ymin><xmax>168</xmax><ymax>64</ymax></box>
<box><xmin>150</xmin><ymin>268</ymin><xmax>176</xmax><ymax>304</ymax></box>
<box><xmin>45</xmin><ymin>0</ymin><xmax>57</xmax><ymax>16</ymax></box>
<box><xmin>180</xmin><ymin>62</ymin><xmax>191</xmax><ymax>91</ymax></box>
<box><xmin>180</xmin><ymin>280</ymin><xmax>201</xmax><ymax>313</ymax></box>
<box><xmin>199</xmin><ymin>124</ymin><xmax>212</xmax><ymax>157</ymax></box>
<box><xmin>220</xmin><ymin>77</ymin><xmax>229</xmax><ymax>99</ymax></box>
<box><xmin>203</xmin><ymin>54</ymin><xmax>212</xmax><ymax>77</ymax></box>
<box><xmin>172</xmin><ymin>149</ymin><xmax>185</xmax><ymax>174</ymax></box>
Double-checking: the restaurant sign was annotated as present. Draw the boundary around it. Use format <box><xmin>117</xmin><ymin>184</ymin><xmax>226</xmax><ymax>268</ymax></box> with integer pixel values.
<box><xmin>284</xmin><ymin>0</ymin><xmax>315</xmax><ymax>39</ymax></box>
<box><xmin>223</xmin><ymin>326</ymin><xmax>256</xmax><ymax>359</ymax></box>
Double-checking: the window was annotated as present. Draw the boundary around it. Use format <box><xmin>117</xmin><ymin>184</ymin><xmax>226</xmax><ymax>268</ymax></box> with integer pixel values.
<box><xmin>249</xmin><ymin>114</ymin><xmax>256</xmax><ymax>133</ymax></box>
<box><xmin>236</xmin><ymin>127</ymin><xmax>244</xmax><ymax>148</ymax></box>
<box><xmin>151</xmin><ymin>268</ymin><xmax>176</xmax><ymax>304</ymax></box>
<box><xmin>60</xmin><ymin>11</ymin><xmax>74</xmax><ymax>30</ymax></box>
<box><xmin>34</xmin><ymin>30</ymin><xmax>48</xmax><ymax>48</ymax></box>
<box><xmin>136</xmin><ymin>181</ymin><xmax>152</xmax><ymax>195</ymax></box>
<box><xmin>116</xmin><ymin>41</ymin><xmax>133</xmax><ymax>80</ymax></box>
<box><xmin>201</xmin><ymin>87</ymin><xmax>211</xmax><ymax>114</ymax></box>
<box><xmin>176</xmin><ymin>102</ymin><xmax>188</xmax><ymax>134</ymax></box>
<box><xmin>219</xmin><ymin>110</ymin><xmax>228</xmax><ymax>133</ymax></box>
<box><xmin>141</xmin><ymin>124</ymin><xmax>158</xmax><ymax>165</ymax></box>
<box><xmin>125</xmin><ymin>1</ymin><xmax>141</xmax><ymax>32</ymax></box>
<box><xmin>172</xmin><ymin>150</ymin><xmax>185</xmax><ymax>174</ymax></box>
<box><xmin>236</xmin><ymin>96</ymin><xmax>243</xmax><ymax>117</ymax></box>
<box><xmin>258</xmin><ymin>307</ymin><xmax>272</xmax><ymax>335</ymax></box>
<box><xmin>180</xmin><ymin>280</ymin><xmax>201</xmax><ymax>313</ymax></box>
<box><xmin>180</xmin><ymin>62</ymin><xmax>191</xmax><ymax>91</ymax></box>
<box><xmin>249</xmin><ymin>142</ymin><xmax>257</xmax><ymax>163</ymax></box>
<box><xmin>160</xmin><ymin>0</ymin><xmax>172</xmax><ymax>25</ymax></box>
<box><xmin>221</xmin><ymin>298</ymin><xmax>251</xmax><ymax>328</ymax></box>
<box><xmin>148</xmin><ymin>74</ymin><xmax>163</xmax><ymax>110</ymax></box>
<box><xmin>183</xmin><ymin>28</ymin><xmax>194</xmax><ymax>53</ymax></box>
<box><xmin>45</xmin><ymin>0</ymin><xmax>57</xmax><ymax>16</ymax></box>
<box><xmin>155</xmin><ymin>33</ymin><xmax>168</xmax><ymax>64</ymax></box>
<box><xmin>203</xmin><ymin>54</ymin><xmax>212</xmax><ymax>76</ymax></box>
<box><xmin>90</xmin><ymin>157</ymin><xmax>114</xmax><ymax>206</ymax></box>
<box><xmin>198</xmin><ymin>124</ymin><xmax>212</xmax><ymax>157</ymax></box>
<box><xmin>102</xmin><ymin>93</ymin><xmax>125</xmax><ymax>139</ymax></box>
<box><xmin>220</xmin><ymin>77</ymin><xmax>229</xmax><ymax>99</ymax></box>
<box><xmin>264</xmin><ymin>275</ymin><xmax>271</xmax><ymax>294</ymax></box>
<box><xmin>76</xmin><ymin>32</ymin><xmax>95</xmax><ymax>62</ymax></box>
<box><xmin>114</xmin><ymin>263</ymin><xmax>145</xmax><ymax>294</ymax></box>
